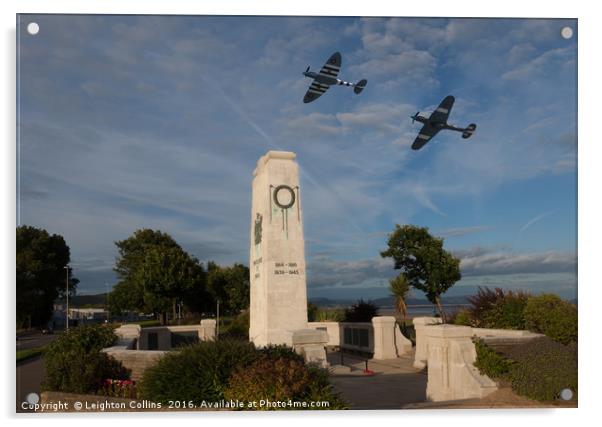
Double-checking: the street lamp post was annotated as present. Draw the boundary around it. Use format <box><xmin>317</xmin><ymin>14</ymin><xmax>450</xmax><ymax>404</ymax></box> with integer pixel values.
<box><xmin>64</xmin><ymin>266</ymin><xmax>69</xmax><ymax>331</ymax></box>
<box><xmin>216</xmin><ymin>299</ymin><xmax>220</xmax><ymax>340</ymax></box>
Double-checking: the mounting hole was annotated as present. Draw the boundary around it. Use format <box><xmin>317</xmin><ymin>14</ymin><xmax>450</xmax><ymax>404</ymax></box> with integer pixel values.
<box><xmin>27</xmin><ymin>22</ymin><xmax>39</xmax><ymax>35</ymax></box>
<box><xmin>26</xmin><ymin>392</ymin><xmax>40</xmax><ymax>404</ymax></box>
<box><xmin>560</xmin><ymin>388</ymin><xmax>573</xmax><ymax>400</ymax></box>
<box><xmin>561</xmin><ymin>26</ymin><xmax>573</xmax><ymax>39</ymax></box>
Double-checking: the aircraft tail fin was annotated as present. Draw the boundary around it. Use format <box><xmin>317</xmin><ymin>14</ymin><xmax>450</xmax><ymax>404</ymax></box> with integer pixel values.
<box><xmin>354</xmin><ymin>79</ymin><xmax>367</xmax><ymax>94</ymax></box>
<box><xmin>462</xmin><ymin>123</ymin><xmax>477</xmax><ymax>139</ymax></box>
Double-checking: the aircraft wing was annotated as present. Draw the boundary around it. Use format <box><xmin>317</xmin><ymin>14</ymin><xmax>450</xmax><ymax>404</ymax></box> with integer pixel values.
<box><xmin>411</xmin><ymin>124</ymin><xmax>441</xmax><ymax>150</ymax></box>
<box><xmin>428</xmin><ymin>95</ymin><xmax>455</xmax><ymax>123</ymax></box>
<box><xmin>318</xmin><ymin>52</ymin><xmax>342</xmax><ymax>79</ymax></box>
<box><xmin>303</xmin><ymin>81</ymin><xmax>330</xmax><ymax>103</ymax></box>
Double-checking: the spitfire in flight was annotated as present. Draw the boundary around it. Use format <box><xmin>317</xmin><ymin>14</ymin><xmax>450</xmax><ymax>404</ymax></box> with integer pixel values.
<box><xmin>301</xmin><ymin>53</ymin><xmax>476</xmax><ymax>150</ymax></box>
<box><xmin>302</xmin><ymin>52</ymin><xmax>367</xmax><ymax>104</ymax></box>
<box><xmin>410</xmin><ymin>95</ymin><xmax>477</xmax><ymax>150</ymax></box>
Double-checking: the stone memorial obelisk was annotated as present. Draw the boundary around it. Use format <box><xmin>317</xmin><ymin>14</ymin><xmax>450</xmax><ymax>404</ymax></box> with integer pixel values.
<box><xmin>249</xmin><ymin>151</ymin><xmax>310</xmax><ymax>347</ymax></box>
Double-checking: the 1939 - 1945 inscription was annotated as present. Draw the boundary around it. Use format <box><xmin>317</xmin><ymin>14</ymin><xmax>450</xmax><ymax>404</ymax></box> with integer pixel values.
<box><xmin>274</xmin><ymin>261</ymin><xmax>300</xmax><ymax>276</ymax></box>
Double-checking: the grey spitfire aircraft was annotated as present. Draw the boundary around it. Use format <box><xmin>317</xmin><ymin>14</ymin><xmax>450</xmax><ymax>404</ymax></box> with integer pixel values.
<box><xmin>410</xmin><ymin>95</ymin><xmax>477</xmax><ymax>150</ymax></box>
<box><xmin>302</xmin><ymin>52</ymin><xmax>367</xmax><ymax>103</ymax></box>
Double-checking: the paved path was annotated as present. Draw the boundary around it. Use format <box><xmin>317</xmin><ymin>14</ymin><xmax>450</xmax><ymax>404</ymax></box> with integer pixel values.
<box><xmin>327</xmin><ymin>350</ymin><xmax>428</xmax><ymax>410</ymax></box>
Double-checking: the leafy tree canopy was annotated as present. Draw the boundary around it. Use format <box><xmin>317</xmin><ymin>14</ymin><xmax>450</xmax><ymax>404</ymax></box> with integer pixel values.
<box><xmin>381</xmin><ymin>224</ymin><xmax>461</xmax><ymax>321</ymax></box>
<box><xmin>110</xmin><ymin>229</ymin><xmax>207</xmax><ymax>323</ymax></box>
<box><xmin>206</xmin><ymin>262</ymin><xmax>250</xmax><ymax>315</ymax></box>
<box><xmin>17</xmin><ymin>225</ymin><xmax>78</xmax><ymax>328</ymax></box>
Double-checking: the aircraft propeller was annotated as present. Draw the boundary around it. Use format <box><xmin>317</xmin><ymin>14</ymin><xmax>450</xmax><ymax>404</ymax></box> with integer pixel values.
<box><xmin>305</xmin><ymin>66</ymin><xmax>310</xmax><ymax>73</ymax></box>
<box><xmin>412</xmin><ymin>111</ymin><xmax>420</xmax><ymax>123</ymax></box>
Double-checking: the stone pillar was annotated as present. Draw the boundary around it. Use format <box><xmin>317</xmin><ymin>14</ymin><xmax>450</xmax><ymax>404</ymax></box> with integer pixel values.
<box><xmin>199</xmin><ymin>319</ymin><xmax>216</xmax><ymax>341</ymax></box>
<box><xmin>292</xmin><ymin>329</ymin><xmax>329</xmax><ymax>368</ymax></box>
<box><xmin>372</xmin><ymin>316</ymin><xmax>398</xmax><ymax>360</ymax></box>
<box><xmin>249</xmin><ymin>151</ymin><xmax>308</xmax><ymax>347</ymax></box>
<box><xmin>425</xmin><ymin>325</ymin><xmax>472</xmax><ymax>401</ymax></box>
<box><xmin>424</xmin><ymin>324</ymin><xmax>498</xmax><ymax>402</ymax></box>
<box><xmin>413</xmin><ymin>316</ymin><xmax>442</xmax><ymax>368</ymax></box>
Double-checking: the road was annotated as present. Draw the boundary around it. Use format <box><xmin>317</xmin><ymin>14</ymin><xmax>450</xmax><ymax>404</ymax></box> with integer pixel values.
<box><xmin>16</xmin><ymin>332</ymin><xmax>60</xmax><ymax>351</ymax></box>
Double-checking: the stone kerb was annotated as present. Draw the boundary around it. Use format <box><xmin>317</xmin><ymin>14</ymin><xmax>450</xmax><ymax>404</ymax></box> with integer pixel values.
<box><xmin>425</xmin><ymin>324</ymin><xmax>497</xmax><ymax>402</ymax></box>
<box><xmin>113</xmin><ymin>324</ymin><xmax>142</xmax><ymax>349</ymax></box>
<box><xmin>413</xmin><ymin>317</ymin><xmax>442</xmax><ymax>368</ymax></box>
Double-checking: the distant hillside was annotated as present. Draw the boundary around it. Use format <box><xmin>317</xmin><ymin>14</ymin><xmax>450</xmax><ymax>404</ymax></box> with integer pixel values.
<box><xmin>310</xmin><ymin>295</ymin><xmax>472</xmax><ymax>308</ymax></box>
<box><xmin>61</xmin><ymin>293</ymin><xmax>108</xmax><ymax>307</ymax></box>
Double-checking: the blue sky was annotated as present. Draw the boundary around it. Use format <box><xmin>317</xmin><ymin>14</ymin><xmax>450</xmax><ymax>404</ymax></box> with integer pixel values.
<box><xmin>17</xmin><ymin>15</ymin><xmax>577</xmax><ymax>300</ymax></box>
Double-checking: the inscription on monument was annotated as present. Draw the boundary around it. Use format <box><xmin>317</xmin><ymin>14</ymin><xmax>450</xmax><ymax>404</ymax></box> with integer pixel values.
<box><xmin>273</xmin><ymin>261</ymin><xmax>301</xmax><ymax>276</ymax></box>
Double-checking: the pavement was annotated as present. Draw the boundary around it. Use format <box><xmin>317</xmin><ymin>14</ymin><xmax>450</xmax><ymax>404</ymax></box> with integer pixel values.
<box><xmin>16</xmin><ymin>356</ymin><xmax>45</xmax><ymax>412</ymax></box>
<box><xmin>327</xmin><ymin>349</ymin><xmax>577</xmax><ymax>410</ymax></box>
<box><xmin>327</xmin><ymin>350</ymin><xmax>428</xmax><ymax>410</ymax></box>
<box><xmin>403</xmin><ymin>387</ymin><xmax>578</xmax><ymax>409</ymax></box>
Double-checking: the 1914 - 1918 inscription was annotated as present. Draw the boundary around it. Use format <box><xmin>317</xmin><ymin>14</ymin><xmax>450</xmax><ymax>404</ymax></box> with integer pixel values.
<box><xmin>274</xmin><ymin>261</ymin><xmax>300</xmax><ymax>276</ymax></box>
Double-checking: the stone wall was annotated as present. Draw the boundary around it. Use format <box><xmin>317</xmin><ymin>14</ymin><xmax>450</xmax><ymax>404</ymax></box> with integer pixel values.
<box><xmin>412</xmin><ymin>319</ymin><xmax>545</xmax><ymax>402</ymax></box>
<box><xmin>307</xmin><ymin>321</ymin><xmax>341</xmax><ymax>347</ymax></box>
<box><xmin>307</xmin><ymin>316</ymin><xmax>412</xmax><ymax>360</ymax></box>
<box><xmin>103</xmin><ymin>349</ymin><xmax>167</xmax><ymax>381</ymax></box>
<box><xmin>103</xmin><ymin>321</ymin><xmax>216</xmax><ymax>381</ymax></box>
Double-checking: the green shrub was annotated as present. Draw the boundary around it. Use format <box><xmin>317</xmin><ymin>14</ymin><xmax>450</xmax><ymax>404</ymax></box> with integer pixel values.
<box><xmin>307</xmin><ymin>303</ymin><xmax>319</xmax><ymax>322</ymax></box>
<box><xmin>224</xmin><ymin>357</ymin><xmax>347</xmax><ymax>410</ymax></box>
<box><xmin>524</xmin><ymin>294</ymin><xmax>577</xmax><ymax>345</ymax></box>
<box><xmin>138</xmin><ymin>339</ymin><xmax>257</xmax><ymax>404</ymax></box>
<box><xmin>452</xmin><ymin>309</ymin><xmax>473</xmax><ymax>326</ymax></box>
<box><xmin>467</xmin><ymin>287</ymin><xmax>529</xmax><ymax>329</ymax></box>
<box><xmin>220</xmin><ymin>311</ymin><xmax>249</xmax><ymax>340</ymax></box>
<box><xmin>41</xmin><ymin>325</ymin><xmax>130</xmax><ymax>394</ymax></box>
<box><xmin>473</xmin><ymin>337</ymin><xmax>577</xmax><ymax>402</ymax></box>
<box><xmin>315</xmin><ymin>308</ymin><xmax>345</xmax><ymax>322</ymax></box>
<box><xmin>504</xmin><ymin>337</ymin><xmax>577</xmax><ymax>402</ymax></box>
<box><xmin>482</xmin><ymin>290</ymin><xmax>529</xmax><ymax>330</ymax></box>
<box><xmin>257</xmin><ymin>344</ymin><xmax>304</xmax><ymax>363</ymax></box>
<box><xmin>473</xmin><ymin>339</ymin><xmax>514</xmax><ymax>378</ymax></box>
<box><xmin>467</xmin><ymin>287</ymin><xmax>500</xmax><ymax>327</ymax></box>
<box><xmin>344</xmin><ymin>299</ymin><xmax>378</xmax><ymax>322</ymax></box>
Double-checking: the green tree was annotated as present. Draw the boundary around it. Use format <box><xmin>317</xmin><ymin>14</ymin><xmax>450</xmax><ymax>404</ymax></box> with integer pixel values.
<box><xmin>389</xmin><ymin>273</ymin><xmax>411</xmax><ymax>322</ymax></box>
<box><xmin>380</xmin><ymin>224</ymin><xmax>461</xmax><ymax>322</ymax></box>
<box><xmin>107</xmin><ymin>280</ymin><xmax>144</xmax><ymax>316</ymax></box>
<box><xmin>206</xmin><ymin>262</ymin><xmax>250</xmax><ymax>315</ymax></box>
<box><xmin>111</xmin><ymin>229</ymin><xmax>209</xmax><ymax>323</ymax></box>
<box><xmin>17</xmin><ymin>225</ymin><xmax>79</xmax><ymax>328</ymax></box>
<box><xmin>136</xmin><ymin>246</ymin><xmax>205</xmax><ymax>324</ymax></box>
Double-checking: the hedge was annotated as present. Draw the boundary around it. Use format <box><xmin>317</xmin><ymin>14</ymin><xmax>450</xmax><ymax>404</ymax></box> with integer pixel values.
<box><xmin>41</xmin><ymin>324</ymin><xmax>130</xmax><ymax>394</ymax></box>
<box><xmin>474</xmin><ymin>337</ymin><xmax>577</xmax><ymax>402</ymax></box>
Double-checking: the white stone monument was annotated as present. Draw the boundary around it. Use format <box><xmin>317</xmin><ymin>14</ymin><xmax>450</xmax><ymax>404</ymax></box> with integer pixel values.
<box><xmin>249</xmin><ymin>151</ymin><xmax>327</xmax><ymax>365</ymax></box>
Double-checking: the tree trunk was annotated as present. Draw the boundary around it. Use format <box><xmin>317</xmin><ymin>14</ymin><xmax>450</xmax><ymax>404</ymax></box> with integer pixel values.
<box><xmin>161</xmin><ymin>311</ymin><xmax>167</xmax><ymax>325</ymax></box>
<box><xmin>435</xmin><ymin>296</ymin><xmax>446</xmax><ymax>323</ymax></box>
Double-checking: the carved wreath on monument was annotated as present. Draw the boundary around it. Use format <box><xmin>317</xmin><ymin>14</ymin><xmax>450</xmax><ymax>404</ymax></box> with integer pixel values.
<box><xmin>273</xmin><ymin>185</ymin><xmax>296</xmax><ymax>209</ymax></box>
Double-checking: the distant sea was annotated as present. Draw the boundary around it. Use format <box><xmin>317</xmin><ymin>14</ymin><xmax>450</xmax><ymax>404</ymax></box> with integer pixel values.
<box><xmin>379</xmin><ymin>304</ymin><xmax>469</xmax><ymax>318</ymax></box>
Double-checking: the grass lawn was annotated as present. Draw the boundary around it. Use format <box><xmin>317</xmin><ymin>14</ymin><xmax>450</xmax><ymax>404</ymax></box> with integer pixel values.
<box><xmin>16</xmin><ymin>347</ymin><xmax>45</xmax><ymax>363</ymax></box>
